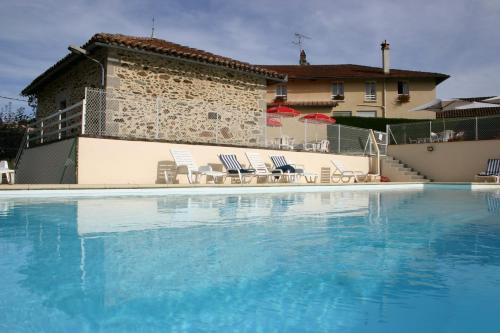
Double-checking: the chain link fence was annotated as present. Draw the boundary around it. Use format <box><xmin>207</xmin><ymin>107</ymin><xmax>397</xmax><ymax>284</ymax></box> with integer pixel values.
<box><xmin>17</xmin><ymin>88</ymin><xmax>385</xmax><ymax>164</ymax></box>
<box><xmin>84</xmin><ymin>88</ymin><xmax>267</xmax><ymax>147</ymax></box>
<box><xmin>388</xmin><ymin>115</ymin><xmax>500</xmax><ymax>145</ymax></box>
<box><xmin>15</xmin><ymin>137</ymin><xmax>77</xmax><ymax>184</ymax></box>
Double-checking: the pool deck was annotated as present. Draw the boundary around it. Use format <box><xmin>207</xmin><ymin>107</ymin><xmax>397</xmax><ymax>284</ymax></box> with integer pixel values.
<box><xmin>0</xmin><ymin>182</ymin><xmax>499</xmax><ymax>191</ymax></box>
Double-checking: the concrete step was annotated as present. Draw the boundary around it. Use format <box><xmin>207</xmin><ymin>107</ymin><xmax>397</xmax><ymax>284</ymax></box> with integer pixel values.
<box><xmin>382</xmin><ymin>155</ymin><xmax>432</xmax><ymax>183</ymax></box>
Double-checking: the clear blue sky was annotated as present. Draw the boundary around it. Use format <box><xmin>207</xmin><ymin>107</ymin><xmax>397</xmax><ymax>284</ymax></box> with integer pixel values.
<box><xmin>1</xmin><ymin>0</ymin><xmax>499</xmax><ymax>111</ymax></box>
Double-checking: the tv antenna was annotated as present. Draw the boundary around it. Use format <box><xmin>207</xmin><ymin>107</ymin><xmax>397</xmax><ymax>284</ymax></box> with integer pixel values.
<box><xmin>151</xmin><ymin>17</ymin><xmax>155</xmax><ymax>38</ymax></box>
<box><xmin>292</xmin><ymin>32</ymin><xmax>311</xmax><ymax>51</ymax></box>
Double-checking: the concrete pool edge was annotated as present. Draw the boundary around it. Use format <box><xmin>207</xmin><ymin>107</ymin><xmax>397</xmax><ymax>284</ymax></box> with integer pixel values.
<box><xmin>0</xmin><ymin>182</ymin><xmax>498</xmax><ymax>198</ymax></box>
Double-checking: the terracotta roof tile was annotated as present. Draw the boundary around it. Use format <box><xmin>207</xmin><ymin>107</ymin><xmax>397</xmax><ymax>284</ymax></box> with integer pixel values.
<box><xmin>22</xmin><ymin>33</ymin><xmax>285</xmax><ymax>95</ymax></box>
<box><xmin>259</xmin><ymin>64</ymin><xmax>449</xmax><ymax>84</ymax></box>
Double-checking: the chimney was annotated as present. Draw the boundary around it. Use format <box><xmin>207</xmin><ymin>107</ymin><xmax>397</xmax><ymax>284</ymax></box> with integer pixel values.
<box><xmin>299</xmin><ymin>49</ymin><xmax>309</xmax><ymax>66</ymax></box>
<box><xmin>381</xmin><ymin>40</ymin><xmax>390</xmax><ymax>74</ymax></box>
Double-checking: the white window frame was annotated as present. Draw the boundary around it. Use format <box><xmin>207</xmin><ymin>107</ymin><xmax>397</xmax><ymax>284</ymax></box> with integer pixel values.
<box><xmin>332</xmin><ymin>111</ymin><xmax>352</xmax><ymax>117</ymax></box>
<box><xmin>331</xmin><ymin>81</ymin><xmax>344</xmax><ymax>98</ymax></box>
<box><xmin>364</xmin><ymin>81</ymin><xmax>377</xmax><ymax>101</ymax></box>
<box><xmin>357</xmin><ymin>110</ymin><xmax>377</xmax><ymax>118</ymax></box>
<box><xmin>276</xmin><ymin>85</ymin><xmax>287</xmax><ymax>98</ymax></box>
<box><xmin>397</xmin><ymin>80</ymin><xmax>410</xmax><ymax>95</ymax></box>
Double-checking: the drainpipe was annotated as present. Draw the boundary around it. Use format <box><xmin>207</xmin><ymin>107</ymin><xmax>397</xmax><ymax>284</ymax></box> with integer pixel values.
<box><xmin>382</xmin><ymin>78</ymin><xmax>387</xmax><ymax>118</ymax></box>
<box><xmin>381</xmin><ymin>40</ymin><xmax>390</xmax><ymax>118</ymax></box>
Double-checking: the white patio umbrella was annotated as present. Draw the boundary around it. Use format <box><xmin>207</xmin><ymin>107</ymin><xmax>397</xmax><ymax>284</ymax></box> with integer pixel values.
<box><xmin>454</xmin><ymin>101</ymin><xmax>500</xmax><ymax>109</ymax></box>
<box><xmin>409</xmin><ymin>99</ymin><xmax>477</xmax><ymax>112</ymax></box>
<box><xmin>482</xmin><ymin>96</ymin><xmax>500</xmax><ymax>104</ymax></box>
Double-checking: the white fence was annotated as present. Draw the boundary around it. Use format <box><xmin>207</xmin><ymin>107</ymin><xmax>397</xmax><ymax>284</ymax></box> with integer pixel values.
<box><xmin>26</xmin><ymin>101</ymin><xmax>84</xmax><ymax>147</ymax></box>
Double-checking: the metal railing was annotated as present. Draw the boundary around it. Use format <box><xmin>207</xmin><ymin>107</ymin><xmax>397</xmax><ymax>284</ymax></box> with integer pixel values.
<box><xmin>387</xmin><ymin>115</ymin><xmax>500</xmax><ymax>145</ymax></box>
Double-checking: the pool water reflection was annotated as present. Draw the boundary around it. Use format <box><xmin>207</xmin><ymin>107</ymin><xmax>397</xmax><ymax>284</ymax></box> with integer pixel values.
<box><xmin>1</xmin><ymin>189</ymin><xmax>500</xmax><ymax>332</ymax></box>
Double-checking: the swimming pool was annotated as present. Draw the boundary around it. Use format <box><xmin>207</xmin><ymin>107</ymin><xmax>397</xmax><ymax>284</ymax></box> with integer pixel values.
<box><xmin>1</xmin><ymin>185</ymin><xmax>499</xmax><ymax>332</ymax></box>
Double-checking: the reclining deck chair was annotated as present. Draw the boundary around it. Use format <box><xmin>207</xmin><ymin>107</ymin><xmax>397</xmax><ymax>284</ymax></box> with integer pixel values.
<box><xmin>475</xmin><ymin>159</ymin><xmax>500</xmax><ymax>183</ymax></box>
<box><xmin>218</xmin><ymin>154</ymin><xmax>256</xmax><ymax>184</ymax></box>
<box><xmin>269</xmin><ymin>155</ymin><xmax>318</xmax><ymax>183</ymax></box>
<box><xmin>245</xmin><ymin>152</ymin><xmax>284</xmax><ymax>183</ymax></box>
<box><xmin>330</xmin><ymin>159</ymin><xmax>368</xmax><ymax>183</ymax></box>
<box><xmin>170</xmin><ymin>149</ymin><xmax>225</xmax><ymax>184</ymax></box>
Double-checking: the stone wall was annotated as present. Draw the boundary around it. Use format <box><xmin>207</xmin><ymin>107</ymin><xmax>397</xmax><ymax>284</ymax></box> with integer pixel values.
<box><xmin>104</xmin><ymin>48</ymin><xmax>267</xmax><ymax>145</ymax></box>
<box><xmin>34</xmin><ymin>49</ymin><xmax>105</xmax><ymax>118</ymax></box>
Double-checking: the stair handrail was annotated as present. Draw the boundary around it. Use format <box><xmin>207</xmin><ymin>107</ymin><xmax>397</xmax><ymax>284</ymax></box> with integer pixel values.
<box><xmin>14</xmin><ymin>127</ymin><xmax>30</xmax><ymax>169</ymax></box>
<box><xmin>368</xmin><ymin>129</ymin><xmax>380</xmax><ymax>175</ymax></box>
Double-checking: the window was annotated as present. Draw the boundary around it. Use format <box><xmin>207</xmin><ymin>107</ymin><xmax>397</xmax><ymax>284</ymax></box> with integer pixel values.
<box><xmin>397</xmin><ymin>81</ymin><xmax>409</xmax><ymax>95</ymax></box>
<box><xmin>365</xmin><ymin>81</ymin><xmax>376</xmax><ymax>101</ymax></box>
<box><xmin>276</xmin><ymin>85</ymin><xmax>287</xmax><ymax>98</ymax></box>
<box><xmin>357</xmin><ymin>110</ymin><xmax>377</xmax><ymax>118</ymax></box>
<box><xmin>332</xmin><ymin>111</ymin><xmax>352</xmax><ymax>117</ymax></box>
<box><xmin>331</xmin><ymin>82</ymin><xmax>344</xmax><ymax>99</ymax></box>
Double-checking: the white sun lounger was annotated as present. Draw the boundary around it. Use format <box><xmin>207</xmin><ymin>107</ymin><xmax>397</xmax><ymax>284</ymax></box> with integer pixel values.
<box><xmin>245</xmin><ymin>152</ymin><xmax>284</xmax><ymax>182</ymax></box>
<box><xmin>170</xmin><ymin>149</ymin><xmax>225</xmax><ymax>184</ymax></box>
<box><xmin>218</xmin><ymin>154</ymin><xmax>256</xmax><ymax>184</ymax></box>
<box><xmin>269</xmin><ymin>155</ymin><xmax>318</xmax><ymax>183</ymax></box>
<box><xmin>475</xmin><ymin>159</ymin><xmax>500</xmax><ymax>183</ymax></box>
<box><xmin>330</xmin><ymin>159</ymin><xmax>368</xmax><ymax>183</ymax></box>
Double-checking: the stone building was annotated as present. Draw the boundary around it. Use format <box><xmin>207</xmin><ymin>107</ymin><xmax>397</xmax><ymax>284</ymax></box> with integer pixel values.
<box><xmin>21</xmin><ymin>33</ymin><xmax>285</xmax><ymax>145</ymax></box>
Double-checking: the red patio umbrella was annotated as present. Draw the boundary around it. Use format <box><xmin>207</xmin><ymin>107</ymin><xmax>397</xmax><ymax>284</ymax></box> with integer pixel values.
<box><xmin>265</xmin><ymin>106</ymin><xmax>300</xmax><ymax>146</ymax></box>
<box><xmin>298</xmin><ymin>113</ymin><xmax>336</xmax><ymax>124</ymax></box>
<box><xmin>298</xmin><ymin>113</ymin><xmax>336</xmax><ymax>146</ymax></box>
<box><xmin>267</xmin><ymin>105</ymin><xmax>300</xmax><ymax>117</ymax></box>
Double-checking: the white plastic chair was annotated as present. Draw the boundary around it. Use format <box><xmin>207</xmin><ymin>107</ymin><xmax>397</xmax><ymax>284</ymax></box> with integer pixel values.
<box><xmin>318</xmin><ymin>139</ymin><xmax>330</xmax><ymax>152</ymax></box>
<box><xmin>330</xmin><ymin>159</ymin><xmax>368</xmax><ymax>183</ymax></box>
<box><xmin>0</xmin><ymin>160</ymin><xmax>15</xmax><ymax>184</ymax></box>
<box><xmin>279</xmin><ymin>136</ymin><xmax>295</xmax><ymax>150</ymax></box>
<box><xmin>170</xmin><ymin>149</ymin><xmax>225</xmax><ymax>184</ymax></box>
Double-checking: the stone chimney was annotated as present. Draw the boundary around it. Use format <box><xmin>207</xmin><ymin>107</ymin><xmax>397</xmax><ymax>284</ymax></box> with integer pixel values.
<box><xmin>299</xmin><ymin>49</ymin><xmax>309</xmax><ymax>66</ymax></box>
<box><xmin>381</xmin><ymin>40</ymin><xmax>390</xmax><ymax>74</ymax></box>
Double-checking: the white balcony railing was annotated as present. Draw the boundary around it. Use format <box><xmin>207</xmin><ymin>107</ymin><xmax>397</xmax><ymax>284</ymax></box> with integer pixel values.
<box><xmin>26</xmin><ymin>100</ymin><xmax>85</xmax><ymax>147</ymax></box>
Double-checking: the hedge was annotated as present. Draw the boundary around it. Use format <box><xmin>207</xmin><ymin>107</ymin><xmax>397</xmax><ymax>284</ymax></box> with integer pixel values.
<box><xmin>333</xmin><ymin>116</ymin><xmax>429</xmax><ymax>131</ymax></box>
<box><xmin>0</xmin><ymin>125</ymin><xmax>26</xmax><ymax>160</ymax></box>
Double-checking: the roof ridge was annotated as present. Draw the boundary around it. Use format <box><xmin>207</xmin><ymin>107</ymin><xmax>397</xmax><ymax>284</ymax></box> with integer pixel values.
<box><xmin>22</xmin><ymin>33</ymin><xmax>285</xmax><ymax>95</ymax></box>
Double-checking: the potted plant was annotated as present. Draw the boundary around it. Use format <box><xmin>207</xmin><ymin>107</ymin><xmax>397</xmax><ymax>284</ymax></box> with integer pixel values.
<box><xmin>333</xmin><ymin>94</ymin><xmax>345</xmax><ymax>101</ymax></box>
<box><xmin>397</xmin><ymin>94</ymin><xmax>410</xmax><ymax>103</ymax></box>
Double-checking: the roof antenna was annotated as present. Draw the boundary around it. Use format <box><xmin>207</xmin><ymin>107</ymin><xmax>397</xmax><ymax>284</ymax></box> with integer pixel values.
<box><xmin>292</xmin><ymin>32</ymin><xmax>311</xmax><ymax>52</ymax></box>
<box><xmin>293</xmin><ymin>33</ymin><xmax>311</xmax><ymax>65</ymax></box>
<box><xmin>151</xmin><ymin>17</ymin><xmax>155</xmax><ymax>38</ymax></box>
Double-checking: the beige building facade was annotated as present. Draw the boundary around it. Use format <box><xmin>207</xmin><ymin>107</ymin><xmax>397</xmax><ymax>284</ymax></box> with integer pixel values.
<box><xmin>261</xmin><ymin>43</ymin><xmax>449</xmax><ymax>120</ymax></box>
<box><xmin>265</xmin><ymin>77</ymin><xmax>440</xmax><ymax>119</ymax></box>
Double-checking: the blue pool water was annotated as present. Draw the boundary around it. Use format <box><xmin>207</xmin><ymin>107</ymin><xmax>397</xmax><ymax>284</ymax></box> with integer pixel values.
<box><xmin>1</xmin><ymin>187</ymin><xmax>500</xmax><ymax>332</ymax></box>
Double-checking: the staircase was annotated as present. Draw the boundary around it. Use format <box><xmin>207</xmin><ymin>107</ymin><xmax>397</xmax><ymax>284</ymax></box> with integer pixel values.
<box><xmin>381</xmin><ymin>156</ymin><xmax>431</xmax><ymax>182</ymax></box>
